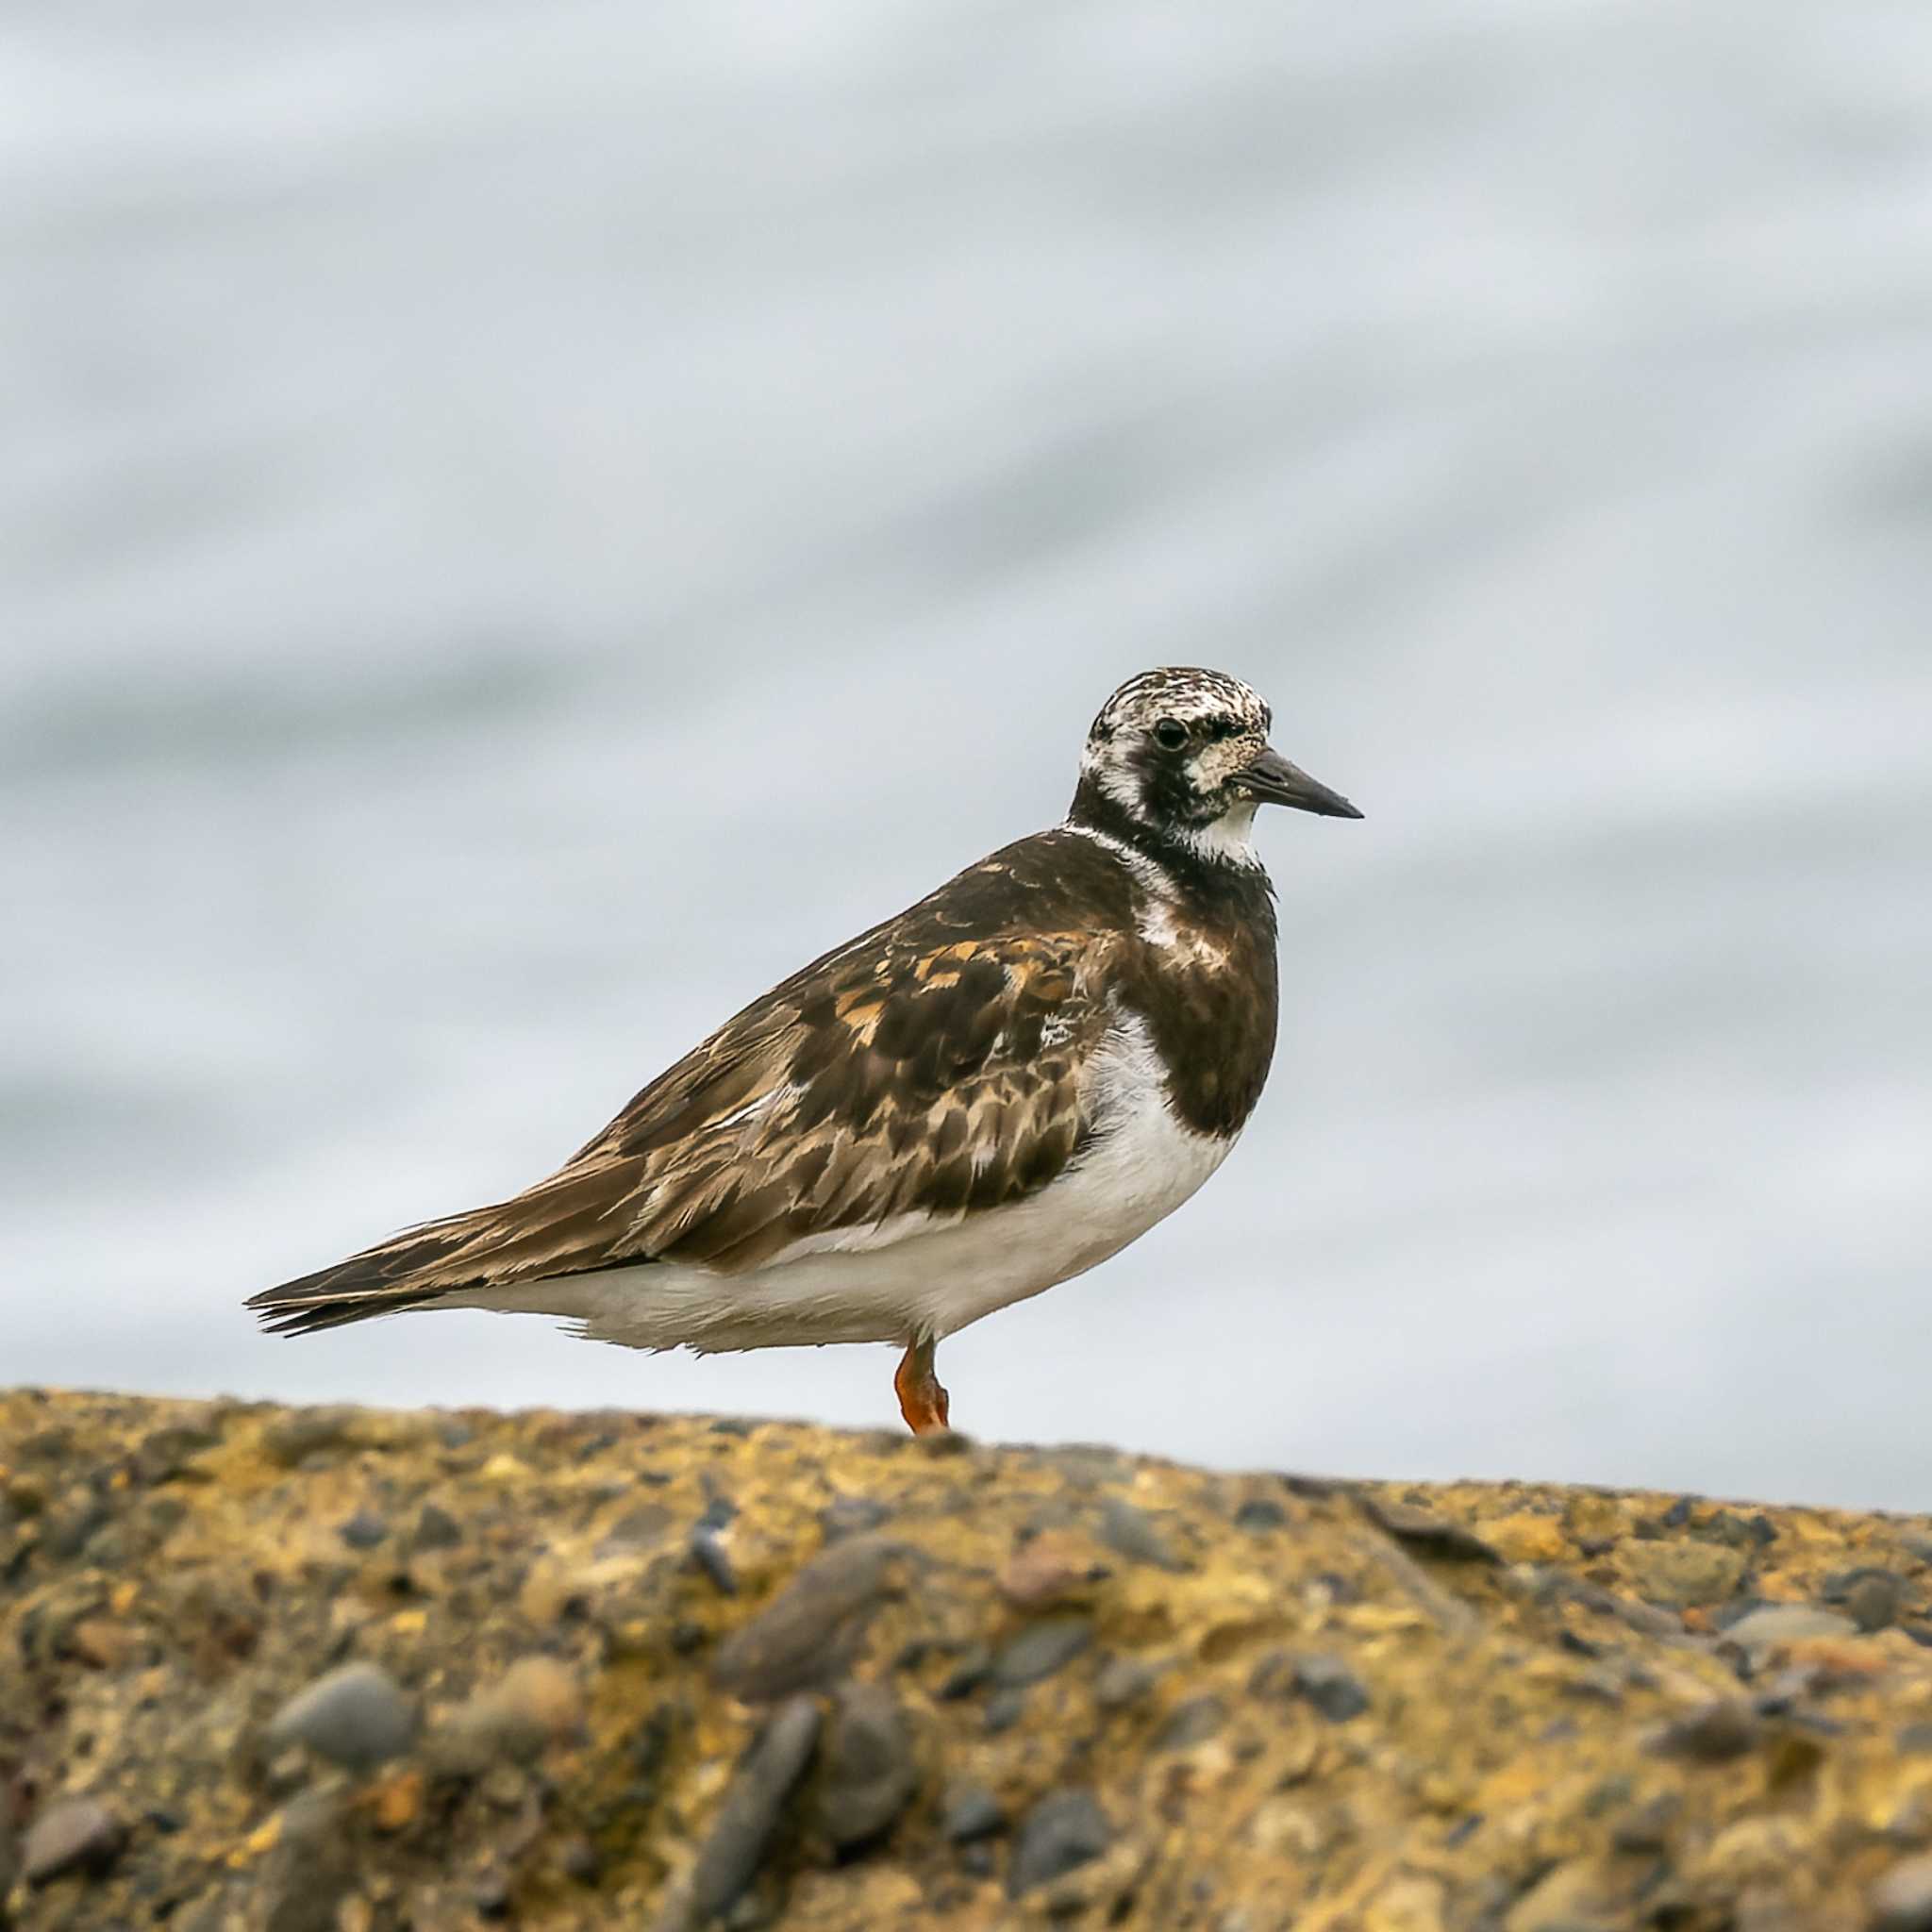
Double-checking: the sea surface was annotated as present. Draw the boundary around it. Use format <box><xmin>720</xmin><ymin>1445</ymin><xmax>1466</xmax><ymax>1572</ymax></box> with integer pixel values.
<box><xmin>6</xmin><ymin>1</ymin><xmax>1932</xmax><ymax>1505</ymax></box>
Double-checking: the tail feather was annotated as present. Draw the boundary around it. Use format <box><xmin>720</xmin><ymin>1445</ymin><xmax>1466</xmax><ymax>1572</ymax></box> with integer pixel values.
<box><xmin>247</xmin><ymin>1165</ymin><xmax>659</xmax><ymax>1337</ymax></box>
<box><xmin>246</xmin><ymin>1226</ymin><xmax>473</xmax><ymax>1337</ymax></box>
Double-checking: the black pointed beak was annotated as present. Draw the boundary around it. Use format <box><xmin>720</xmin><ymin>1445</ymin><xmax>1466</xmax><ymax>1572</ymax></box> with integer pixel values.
<box><xmin>1238</xmin><ymin>745</ymin><xmax>1364</xmax><ymax>819</ymax></box>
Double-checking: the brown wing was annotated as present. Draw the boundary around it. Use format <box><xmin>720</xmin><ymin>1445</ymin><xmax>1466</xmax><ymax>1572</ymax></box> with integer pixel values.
<box><xmin>248</xmin><ymin>918</ymin><xmax>1117</xmax><ymax>1334</ymax></box>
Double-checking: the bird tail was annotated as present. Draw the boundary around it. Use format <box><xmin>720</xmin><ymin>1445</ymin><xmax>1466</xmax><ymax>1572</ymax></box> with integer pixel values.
<box><xmin>245</xmin><ymin>1158</ymin><xmax>659</xmax><ymax>1336</ymax></box>
<box><xmin>245</xmin><ymin>1220</ymin><xmax>477</xmax><ymax>1336</ymax></box>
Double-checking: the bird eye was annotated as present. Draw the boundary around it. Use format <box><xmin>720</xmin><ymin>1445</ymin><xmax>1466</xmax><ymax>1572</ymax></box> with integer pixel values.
<box><xmin>1153</xmin><ymin>718</ymin><xmax>1189</xmax><ymax>751</ymax></box>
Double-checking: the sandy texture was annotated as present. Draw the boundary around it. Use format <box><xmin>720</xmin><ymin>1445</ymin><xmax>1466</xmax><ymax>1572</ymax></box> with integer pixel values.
<box><xmin>7</xmin><ymin>1390</ymin><xmax>1932</xmax><ymax>1930</ymax></box>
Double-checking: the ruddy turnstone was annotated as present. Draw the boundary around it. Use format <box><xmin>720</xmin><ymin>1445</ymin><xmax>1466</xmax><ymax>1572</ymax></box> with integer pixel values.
<box><xmin>248</xmin><ymin>667</ymin><xmax>1361</xmax><ymax>1433</ymax></box>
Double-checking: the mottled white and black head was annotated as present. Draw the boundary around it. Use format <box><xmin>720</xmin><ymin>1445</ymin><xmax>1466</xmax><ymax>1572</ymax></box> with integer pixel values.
<box><xmin>1069</xmin><ymin>666</ymin><xmax>1361</xmax><ymax>874</ymax></box>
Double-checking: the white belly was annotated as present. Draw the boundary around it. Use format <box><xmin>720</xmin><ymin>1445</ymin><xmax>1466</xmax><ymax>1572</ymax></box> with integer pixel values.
<box><xmin>435</xmin><ymin>1017</ymin><xmax>1235</xmax><ymax>1354</ymax></box>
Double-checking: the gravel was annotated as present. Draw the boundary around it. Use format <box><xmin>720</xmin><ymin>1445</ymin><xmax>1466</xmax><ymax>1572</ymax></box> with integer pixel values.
<box><xmin>941</xmin><ymin>1782</ymin><xmax>1006</xmax><ymax>1843</ymax></box>
<box><xmin>690</xmin><ymin>1524</ymin><xmax>739</xmax><ymax>1595</ymax></box>
<box><xmin>1293</xmin><ymin>1655</ymin><xmax>1371</xmax><ymax>1724</ymax></box>
<box><xmin>269</xmin><ymin>1660</ymin><xmax>417</xmax><ymax>1772</ymax></box>
<box><xmin>1872</xmin><ymin>1856</ymin><xmax>1932</xmax><ymax>1932</ymax></box>
<box><xmin>339</xmin><ymin>1508</ymin><xmax>389</xmax><ymax>1550</ymax></box>
<box><xmin>1650</xmin><ymin>1698</ymin><xmax>1764</xmax><ymax>1763</ymax></box>
<box><xmin>1095</xmin><ymin>1656</ymin><xmax>1163</xmax><ymax>1710</ymax></box>
<box><xmin>1722</xmin><ymin>1605</ymin><xmax>1857</xmax><ymax>1658</ymax></box>
<box><xmin>686</xmin><ymin>1695</ymin><xmax>823</xmax><ymax>1924</ymax></box>
<box><xmin>1154</xmin><ymin>1694</ymin><xmax>1227</xmax><ymax>1751</ymax></box>
<box><xmin>710</xmin><ymin>1535</ymin><xmax>908</xmax><ymax>1701</ymax></box>
<box><xmin>1008</xmin><ymin>1789</ymin><xmax>1112</xmax><ymax>1897</ymax></box>
<box><xmin>991</xmin><ymin>1614</ymin><xmax>1094</xmax><ymax>1687</ymax></box>
<box><xmin>411</xmin><ymin>1501</ymin><xmax>463</xmax><ymax>1549</ymax></box>
<box><xmin>20</xmin><ymin>1797</ymin><xmax>125</xmax><ymax>1886</ymax></box>
<box><xmin>812</xmin><ymin>1682</ymin><xmax>917</xmax><ymax>1851</ymax></box>
<box><xmin>1099</xmin><ymin>1498</ymin><xmax>1186</xmax><ymax>1572</ymax></box>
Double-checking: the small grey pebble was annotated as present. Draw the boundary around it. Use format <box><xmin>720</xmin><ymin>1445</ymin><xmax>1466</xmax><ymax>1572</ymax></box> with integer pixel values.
<box><xmin>144</xmin><ymin>1494</ymin><xmax>191</xmax><ymax>1539</ymax></box>
<box><xmin>1294</xmin><ymin>1655</ymin><xmax>1370</xmax><ymax>1724</ymax></box>
<box><xmin>814</xmin><ymin>1682</ymin><xmax>917</xmax><ymax>1851</ymax></box>
<box><xmin>135</xmin><ymin>1423</ymin><xmax>222</xmax><ymax>1483</ymax></box>
<box><xmin>339</xmin><ymin>1509</ymin><xmax>388</xmax><ymax>1551</ymax></box>
<box><xmin>1099</xmin><ymin>1497</ymin><xmax>1186</xmax><ymax>1572</ymax></box>
<box><xmin>82</xmin><ymin>1525</ymin><xmax>131</xmax><ymax>1568</ymax></box>
<box><xmin>1610</xmin><ymin>1792</ymin><xmax>1680</xmax><ymax>1855</ymax></box>
<box><xmin>1566</xmin><ymin>1666</ymin><xmax>1628</xmax><ymax>1706</ymax></box>
<box><xmin>42</xmin><ymin>1499</ymin><xmax>108</xmax><ymax>1561</ymax></box>
<box><xmin>1873</xmin><ymin>1855</ymin><xmax>1932</xmax><ymax>1932</ymax></box>
<box><xmin>1722</xmin><ymin>1605</ymin><xmax>1857</xmax><ymax>1657</ymax></box>
<box><xmin>1899</xmin><ymin>1724</ymin><xmax>1932</xmax><ymax>1757</ymax></box>
<box><xmin>412</xmin><ymin>1503</ymin><xmax>463</xmax><ymax>1550</ymax></box>
<box><xmin>258</xmin><ymin>1791</ymin><xmax>353</xmax><ymax>1932</ymax></box>
<box><xmin>1094</xmin><ymin>1656</ymin><xmax>1161</xmax><ymax>1710</ymax></box>
<box><xmin>959</xmin><ymin>1842</ymin><xmax>997</xmax><ymax>1879</ymax></box>
<box><xmin>1234</xmin><ymin>1497</ymin><xmax>1288</xmax><ymax>1533</ymax></box>
<box><xmin>1824</xmin><ymin>1561</ymin><xmax>1896</xmax><ymax>1600</ymax></box>
<box><xmin>1312</xmin><ymin>1570</ymin><xmax>1362</xmax><ymax>1607</ymax></box>
<box><xmin>984</xmin><ymin>1688</ymin><xmax>1027</xmax><ymax>1734</ymax></box>
<box><xmin>690</xmin><ymin>1526</ymin><xmax>738</xmax><ymax>1596</ymax></box>
<box><xmin>21</xmin><ymin>1799</ymin><xmax>125</xmax><ymax>1886</ymax></box>
<box><xmin>263</xmin><ymin>1408</ymin><xmax>358</xmax><ymax>1469</ymax></box>
<box><xmin>1649</xmin><ymin>1698</ymin><xmax>1762</xmax><ymax>1763</ymax></box>
<box><xmin>940</xmin><ymin>1645</ymin><xmax>993</xmax><ymax>1700</ymax></box>
<box><xmin>1362</xmin><ymin>1499</ymin><xmax>1501</xmax><ymax>1564</ymax></box>
<box><xmin>820</xmin><ymin>1495</ymin><xmax>891</xmax><ymax>1541</ymax></box>
<box><xmin>270</xmin><ymin>1661</ymin><xmax>416</xmax><ymax>1773</ymax></box>
<box><xmin>599</xmin><ymin>1504</ymin><xmax>675</xmax><ymax>1556</ymax></box>
<box><xmin>1154</xmin><ymin>1694</ymin><xmax>1226</xmax><ymax>1751</ymax></box>
<box><xmin>1848</xmin><ymin>1571</ymin><xmax>1907</xmax><ymax>1633</ymax></box>
<box><xmin>688</xmin><ymin>1696</ymin><xmax>822</xmax><ymax>1924</ymax></box>
<box><xmin>709</xmin><ymin>1534</ymin><xmax>908</xmax><ymax>1700</ymax></box>
<box><xmin>1008</xmin><ymin>1789</ymin><xmax>1111</xmax><ymax>1897</ymax></box>
<box><xmin>991</xmin><ymin>1615</ymin><xmax>1093</xmax><ymax>1688</ymax></box>
<box><xmin>941</xmin><ymin>1783</ymin><xmax>1006</xmax><ymax>1843</ymax></box>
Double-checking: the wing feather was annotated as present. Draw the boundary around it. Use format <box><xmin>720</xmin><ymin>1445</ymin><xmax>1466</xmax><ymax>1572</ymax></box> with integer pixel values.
<box><xmin>249</xmin><ymin>918</ymin><xmax>1116</xmax><ymax>1334</ymax></box>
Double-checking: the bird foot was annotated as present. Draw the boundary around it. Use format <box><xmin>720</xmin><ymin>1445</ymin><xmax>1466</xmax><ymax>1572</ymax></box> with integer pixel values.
<box><xmin>893</xmin><ymin>1338</ymin><xmax>951</xmax><ymax>1435</ymax></box>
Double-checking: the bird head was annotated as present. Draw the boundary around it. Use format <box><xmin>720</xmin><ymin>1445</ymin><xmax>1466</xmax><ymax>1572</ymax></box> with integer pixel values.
<box><xmin>1073</xmin><ymin>666</ymin><xmax>1361</xmax><ymax>868</ymax></box>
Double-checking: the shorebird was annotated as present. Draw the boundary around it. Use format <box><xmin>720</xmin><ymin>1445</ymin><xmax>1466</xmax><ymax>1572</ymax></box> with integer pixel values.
<box><xmin>248</xmin><ymin>667</ymin><xmax>1362</xmax><ymax>1433</ymax></box>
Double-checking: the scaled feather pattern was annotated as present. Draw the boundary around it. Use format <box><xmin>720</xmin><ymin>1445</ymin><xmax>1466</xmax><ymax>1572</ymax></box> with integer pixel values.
<box><xmin>252</xmin><ymin>838</ymin><xmax>1135</xmax><ymax>1333</ymax></box>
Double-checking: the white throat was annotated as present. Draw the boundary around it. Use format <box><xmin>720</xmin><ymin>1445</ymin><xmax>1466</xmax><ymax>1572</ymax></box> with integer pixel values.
<box><xmin>1069</xmin><ymin>793</ymin><xmax>1267</xmax><ymax>875</ymax></box>
<box><xmin>1170</xmin><ymin>799</ymin><xmax>1265</xmax><ymax>871</ymax></box>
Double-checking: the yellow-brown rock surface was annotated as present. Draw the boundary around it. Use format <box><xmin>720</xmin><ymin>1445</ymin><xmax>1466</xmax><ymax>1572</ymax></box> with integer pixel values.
<box><xmin>6</xmin><ymin>1390</ymin><xmax>1932</xmax><ymax>1930</ymax></box>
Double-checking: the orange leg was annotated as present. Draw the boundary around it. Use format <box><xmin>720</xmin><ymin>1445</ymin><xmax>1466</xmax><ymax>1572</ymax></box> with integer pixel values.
<box><xmin>893</xmin><ymin>1337</ymin><xmax>951</xmax><ymax>1435</ymax></box>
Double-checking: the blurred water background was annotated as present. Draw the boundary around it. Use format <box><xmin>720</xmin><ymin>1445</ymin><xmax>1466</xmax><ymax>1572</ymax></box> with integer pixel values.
<box><xmin>6</xmin><ymin>2</ymin><xmax>1931</xmax><ymax>1506</ymax></box>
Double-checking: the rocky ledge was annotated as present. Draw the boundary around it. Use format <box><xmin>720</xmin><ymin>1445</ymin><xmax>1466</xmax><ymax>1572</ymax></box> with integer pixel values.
<box><xmin>7</xmin><ymin>1393</ymin><xmax>1932</xmax><ymax>1930</ymax></box>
